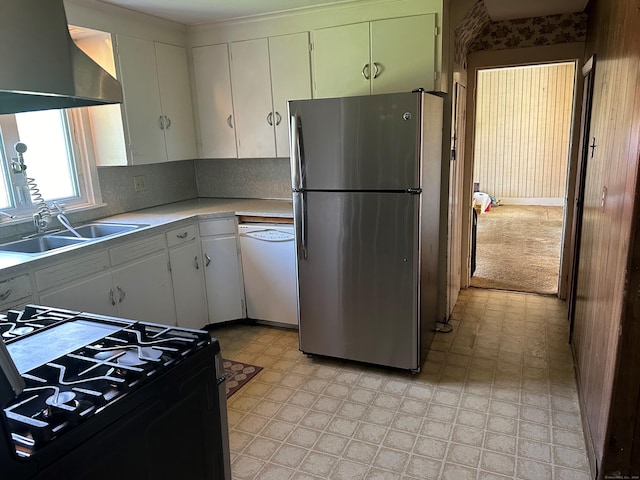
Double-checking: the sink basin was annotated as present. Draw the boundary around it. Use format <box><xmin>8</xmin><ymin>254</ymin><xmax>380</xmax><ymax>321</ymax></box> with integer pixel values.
<box><xmin>51</xmin><ymin>223</ymin><xmax>147</xmax><ymax>239</ymax></box>
<box><xmin>0</xmin><ymin>236</ymin><xmax>88</xmax><ymax>254</ymax></box>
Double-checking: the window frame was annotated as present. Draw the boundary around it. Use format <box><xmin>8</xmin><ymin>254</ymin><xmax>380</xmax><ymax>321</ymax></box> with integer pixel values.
<box><xmin>0</xmin><ymin>108</ymin><xmax>102</xmax><ymax>220</ymax></box>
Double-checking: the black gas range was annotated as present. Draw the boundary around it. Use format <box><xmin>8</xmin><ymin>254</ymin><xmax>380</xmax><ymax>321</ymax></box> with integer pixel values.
<box><xmin>0</xmin><ymin>305</ymin><xmax>231</xmax><ymax>480</ymax></box>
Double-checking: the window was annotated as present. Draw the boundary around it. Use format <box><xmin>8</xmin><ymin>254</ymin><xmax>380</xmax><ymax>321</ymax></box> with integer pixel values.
<box><xmin>0</xmin><ymin>108</ymin><xmax>96</xmax><ymax>217</ymax></box>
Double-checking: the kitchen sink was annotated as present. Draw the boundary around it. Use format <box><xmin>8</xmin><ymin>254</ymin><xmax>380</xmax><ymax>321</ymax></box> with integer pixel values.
<box><xmin>51</xmin><ymin>222</ymin><xmax>146</xmax><ymax>239</ymax></box>
<box><xmin>0</xmin><ymin>222</ymin><xmax>148</xmax><ymax>254</ymax></box>
<box><xmin>0</xmin><ymin>236</ymin><xmax>88</xmax><ymax>254</ymax></box>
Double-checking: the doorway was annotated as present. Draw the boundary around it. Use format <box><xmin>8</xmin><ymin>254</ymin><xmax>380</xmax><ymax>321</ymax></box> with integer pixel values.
<box><xmin>469</xmin><ymin>62</ymin><xmax>576</xmax><ymax>295</ymax></box>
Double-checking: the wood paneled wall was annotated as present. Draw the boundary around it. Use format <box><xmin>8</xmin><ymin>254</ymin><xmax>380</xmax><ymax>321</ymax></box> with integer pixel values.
<box><xmin>473</xmin><ymin>63</ymin><xmax>575</xmax><ymax>204</ymax></box>
<box><xmin>571</xmin><ymin>0</ymin><xmax>640</xmax><ymax>477</ymax></box>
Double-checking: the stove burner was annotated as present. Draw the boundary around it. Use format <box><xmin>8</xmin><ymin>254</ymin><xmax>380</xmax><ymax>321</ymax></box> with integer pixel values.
<box><xmin>11</xmin><ymin>326</ymin><xmax>34</xmax><ymax>336</ymax></box>
<box><xmin>117</xmin><ymin>347</ymin><xmax>162</xmax><ymax>366</ymax></box>
<box><xmin>45</xmin><ymin>391</ymin><xmax>76</xmax><ymax>407</ymax></box>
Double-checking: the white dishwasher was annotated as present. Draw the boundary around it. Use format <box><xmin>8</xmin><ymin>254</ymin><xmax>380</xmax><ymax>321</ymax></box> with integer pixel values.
<box><xmin>238</xmin><ymin>223</ymin><xmax>298</xmax><ymax>327</ymax></box>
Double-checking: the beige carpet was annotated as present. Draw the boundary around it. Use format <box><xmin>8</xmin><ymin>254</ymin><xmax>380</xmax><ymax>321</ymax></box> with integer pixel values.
<box><xmin>470</xmin><ymin>204</ymin><xmax>563</xmax><ymax>294</ymax></box>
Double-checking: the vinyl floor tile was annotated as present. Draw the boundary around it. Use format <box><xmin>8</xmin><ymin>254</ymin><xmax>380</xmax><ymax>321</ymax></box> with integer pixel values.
<box><xmin>211</xmin><ymin>289</ymin><xmax>591</xmax><ymax>479</ymax></box>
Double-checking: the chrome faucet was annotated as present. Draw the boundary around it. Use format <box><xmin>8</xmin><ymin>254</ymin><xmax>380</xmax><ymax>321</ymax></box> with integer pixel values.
<box><xmin>0</xmin><ymin>211</ymin><xmax>16</xmax><ymax>220</ymax></box>
<box><xmin>33</xmin><ymin>212</ymin><xmax>49</xmax><ymax>233</ymax></box>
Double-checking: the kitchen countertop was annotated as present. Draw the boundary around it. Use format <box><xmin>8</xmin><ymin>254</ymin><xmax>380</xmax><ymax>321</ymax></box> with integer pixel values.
<box><xmin>0</xmin><ymin>198</ymin><xmax>293</xmax><ymax>275</ymax></box>
<box><xmin>103</xmin><ymin>198</ymin><xmax>293</xmax><ymax>225</ymax></box>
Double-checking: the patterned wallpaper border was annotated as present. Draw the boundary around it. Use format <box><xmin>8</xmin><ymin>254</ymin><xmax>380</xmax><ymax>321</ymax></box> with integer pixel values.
<box><xmin>469</xmin><ymin>12</ymin><xmax>588</xmax><ymax>54</ymax></box>
<box><xmin>454</xmin><ymin>1</ymin><xmax>588</xmax><ymax>68</ymax></box>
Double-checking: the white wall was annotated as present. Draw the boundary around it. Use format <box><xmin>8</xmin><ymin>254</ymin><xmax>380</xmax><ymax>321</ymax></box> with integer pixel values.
<box><xmin>64</xmin><ymin>0</ymin><xmax>187</xmax><ymax>45</ymax></box>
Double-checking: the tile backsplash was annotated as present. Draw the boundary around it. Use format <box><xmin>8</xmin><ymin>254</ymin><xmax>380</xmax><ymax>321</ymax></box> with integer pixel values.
<box><xmin>196</xmin><ymin>158</ymin><xmax>292</xmax><ymax>200</ymax></box>
<box><xmin>0</xmin><ymin>157</ymin><xmax>290</xmax><ymax>240</ymax></box>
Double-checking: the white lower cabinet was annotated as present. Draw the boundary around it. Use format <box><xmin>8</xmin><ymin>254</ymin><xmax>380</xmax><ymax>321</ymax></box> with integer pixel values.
<box><xmin>111</xmin><ymin>251</ymin><xmax>175</xmax><ymax>325</ymax></box>
<box><xmin>166</xmin><ymin>224</ymin><xmax>208</xmax><ymax>329</ymax></box>
<box><xmin>200</xmin><ymin>218</ymin><xmax>245</xmax><ymax>324</ymax></box>
<box><xmin>37</xmin><ymin>236</ymin><xmax>176</xmax><ymax>326</ymax></box>
<box><xmin>0</xmin><ymin>273</ymin><xmax>34</xmax><ymax>311</ymax></box>
<box><xmin>40</xmin><ymin>270</ymin><xmax>118</xmax><ymax>316</ymax></box>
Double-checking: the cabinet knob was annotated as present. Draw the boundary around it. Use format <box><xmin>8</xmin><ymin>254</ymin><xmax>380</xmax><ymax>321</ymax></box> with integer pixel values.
<box><xmin>266</xmin><ymin>112</ymin><xmax>273</xmax><ymax>126</ymax></box>
<box><xmin>204</xmin><ymin>253</ymin><xmax>211</xmax><ymax>267</ymax></box>
<box><xmin>227</xmin><ymin>115</ymin><xmax>233</xmax><ymax>129</ymax></box>
<box><xmin>275</xmin><ymin>112</ymin><xmax>282</xmax><ymax>126</ymax></box>
<box><xmin>194</xmin><ymin>256</ymin><xmax>200</xmax><ymax>270</ymax></box>
<box><xmin>109</xmin><ymin>288</ymin><xmax>116</xmax><ymax>306</ymax></box>
<box><xmin>176</xmin><ymin>232</ymin><xmax>188</xmax><ymax>239</ymax></box>
<box><xmin>164</xmin><ymin>115</ymin><xmax>172</xmax><ymax>130</ymax></box>
<box><xmin>0</xmin><ymin>289</ymin><xmax>11</xmax><ymax>301</ymax></box>
<box><xmin>158</xmin><ymin>115</ymin><xmax>165</xmax><ymax>130</ymax></box>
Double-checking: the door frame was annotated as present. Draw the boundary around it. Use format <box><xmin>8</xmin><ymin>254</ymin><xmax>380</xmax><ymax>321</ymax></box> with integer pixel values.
<box><xmin>568</xmin><ymin>55</ymin><xmax>596</xmax><ymax>339</ymax></box>
<box><xmin>460</xmin><ymin>45</ymin><xmax>586</xmax><ymax>297</ymax></box>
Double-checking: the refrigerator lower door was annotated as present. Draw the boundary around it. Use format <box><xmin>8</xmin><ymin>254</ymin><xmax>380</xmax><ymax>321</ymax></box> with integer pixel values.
<box><xmin>295</xmin><ymin>191</ymin><xmax>420</xmax><ymax>370</ymax></box>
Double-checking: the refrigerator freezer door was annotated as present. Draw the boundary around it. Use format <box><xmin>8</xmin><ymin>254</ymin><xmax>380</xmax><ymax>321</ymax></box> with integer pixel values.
<box><xmin>294</xmin><ymin>191</ymin><xmax>421</xmax><ymax>370</ymax></box>
<box><xmin>289</xmin><ymin>92</ymin><xmax>423</xmax><ymax>191</ymax></box>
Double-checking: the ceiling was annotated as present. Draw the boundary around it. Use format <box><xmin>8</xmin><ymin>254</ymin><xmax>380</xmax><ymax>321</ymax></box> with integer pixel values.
<box><xmin>78</xmin><ymin>0</ymin><xmax>358</xmax><ymax>25</ymax></box>
<box><xmin>74</xmin><ymin>0</ymin><xmax>590</xmax><ymax>25</ymax></box>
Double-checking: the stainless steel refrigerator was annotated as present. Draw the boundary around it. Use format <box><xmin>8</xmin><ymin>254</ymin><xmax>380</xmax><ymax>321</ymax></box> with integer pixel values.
<box><xmin>288</xmin><ymin>91</ymin><xmax>443</xmax><ymax>372</ymax></box>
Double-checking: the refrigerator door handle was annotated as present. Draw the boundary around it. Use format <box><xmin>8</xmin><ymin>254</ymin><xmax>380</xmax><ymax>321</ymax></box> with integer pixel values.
<box><xmin>290</xmin><ymin>114</ymin><xmax>303</xmax><ymax>190</ymax></box>
<box><xmin>294</xmin><ymin>192</ymin><xmax>308</xmax><ymax>260</ymax></box>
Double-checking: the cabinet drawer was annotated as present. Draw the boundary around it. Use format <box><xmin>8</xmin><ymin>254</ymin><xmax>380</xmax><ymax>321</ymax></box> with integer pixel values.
<box><xmin>36</xmin><ymin>251</ymin><xmax>110</xmax><ymax>291</ymax></box>
<box><xmin>199</xmin><ymin>218</ymin><xmax>236</xmax><ymax>237</ymax></box>
<box><xmin>166</xmin><ymin>224</ymin><xmax>198</xmax><ymax>248</ymax></box>
<box><xmin>0</xmin><ymin>274</ymin><xmax>32</xmax><ymax>308</ymax></box>
<box><xmin>110</xmin><ymin>234</ymin><xmax>166</xmax><ymax>266</ymax></box>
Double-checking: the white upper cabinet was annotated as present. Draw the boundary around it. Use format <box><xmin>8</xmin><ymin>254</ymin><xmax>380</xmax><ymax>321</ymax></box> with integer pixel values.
<box><xmin>192</xmin><ymin>44</ymin><xmax>237</xmax><ymax>158</ymax></box>
<box><xmin>108</xmin><ymin>35</ymin><xmax>196</xmax><ymax>165</ymax></box>
<box><xmin>230</xmin><ymin>38</ymin><xmax>276</xmax><ymax>158</ymax></box>
<box><xmin>229</xmin><ymin>32</ymin><xmax>312</xmax><ymax>158</ymax></box>
<box><xmin>115</xmin><ymin>35</ymin><xmax>166</xmax><ymax>165</ymax></box>
<box><xmin>154</xmin><ymin>42</ymin><xmax>198</xmax><ymax>161</ymax></box>
<box><xmin>313</xmin><ymin>22</ymin><xmax>371</xmax><ymax>98</ymax></box>
<box><xmin>269</xmin><ymin>33</ymin><xmax>313</xmax><ymax>157</ymax></box>
<box><xmin>312</xmin><ymin>14</ymin><xmax>437</xmax><ymax>98</ymax></box>
<box><xmin>369</xmin><ymin>15</ymin><xmax>437</xmax><ymax>94</ymax></box>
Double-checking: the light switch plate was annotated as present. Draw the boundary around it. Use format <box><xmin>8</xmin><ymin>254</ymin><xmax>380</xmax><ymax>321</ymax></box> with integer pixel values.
<box><xmin>133</xmin><ymin>175</ymin><xmax>146</xmax><ymax>192</ymax></box>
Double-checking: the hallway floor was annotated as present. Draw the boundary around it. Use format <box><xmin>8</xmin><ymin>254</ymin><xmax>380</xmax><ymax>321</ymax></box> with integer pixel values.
<box><xmin>211</xmin><ymin>288</ymin><xmax>591</xmax><ymax>480</ymax></box>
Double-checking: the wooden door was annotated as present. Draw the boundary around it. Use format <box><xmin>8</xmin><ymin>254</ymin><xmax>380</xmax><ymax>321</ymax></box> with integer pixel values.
<box><xmin>568</xmin><ymin>56</ymin><xmax>596</xmax><ymax>340</ymax></box>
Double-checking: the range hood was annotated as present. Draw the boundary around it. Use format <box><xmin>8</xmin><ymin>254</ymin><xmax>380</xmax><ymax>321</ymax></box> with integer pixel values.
<box><xmin>0</xmin><ymin>0</ymin><xmax>123</xmax><ymax>115</ymax></box>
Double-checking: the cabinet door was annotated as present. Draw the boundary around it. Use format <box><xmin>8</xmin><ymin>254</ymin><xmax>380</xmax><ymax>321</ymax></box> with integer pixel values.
<box><xmin>312</xmin><ymin>22</ymin><xmax>371</xmax><ymax>98</ymax></box>
<box><xmin>115</xmin><ymin>35</ymin><xmax>167</xmax><ymax>164</ymax></box>
<box><xmin>230</xmin><ymin>38</ymin><xmax>276</xmax><ymax>158</ymax></box>
<box><xmin>155</xmin><ymin>42</ymin><xmax>197</xmax><ymax>161</ymax></box>
<box><xmin>169</xmin><ymin>241</ymin><xmax>208</xmax><ymax>329</ymax></box>
<box><xmin>192</xmin><ymin>44</ymin><xmax>237</xmax><ymax>158</ymax></box>
<box><xmin>112</xmin><ymin>251</ymin><xmax>176</xmax><ymax>326</ymax></box>
<box><xmin>201</xmin><ymin>236</ymin><xmax>244</xmax><ymax>324</ymax></box>
<box><xmin>269</xmin><ymin>32</ymin><xmax>312</xmax><ymax>158</ymax></box>
<box><xmin>370</xmin><ymin>14</ymin><xmax>436</xmax><ymax>94</ymax></box>
<box><xmin>40</xmin><ymin>272</ymin><xmax>119</xmax><ymax>317</ymax></box>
